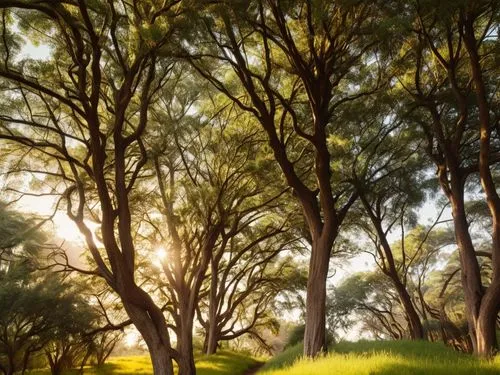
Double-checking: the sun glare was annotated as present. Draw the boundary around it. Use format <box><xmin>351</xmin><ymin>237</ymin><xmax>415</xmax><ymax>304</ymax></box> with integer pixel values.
<box><xmin>152</xmin><ymin>247</ymin><xmax>168</xmax><ymax>269</ymax></box>
<box><xmin>156</xmin><ymin>247</ymin><xmax>167</xmax><ymax>259</ymax></box>
<box><xmin>124</xmin><ymin>331</ymin><xmax>139</xmax><ymax>347</ymax></box>
<box><xmin>52</xmin><ymin>213</ymin><xmax>103</xmax><ymax>247</ymax></box>
<box><xmin>53</xmin><ymin>213</ymin><xmax>84</xmax><ymax>243</ymax></box>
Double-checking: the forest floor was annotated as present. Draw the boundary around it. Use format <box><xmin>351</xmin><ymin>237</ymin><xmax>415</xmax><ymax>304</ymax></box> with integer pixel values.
<box><xmin>27</xmin><ymin>340</ymin><xmax>500</xmax><ymax>375</ymax></box>
<box><xmin>28</xmin><ymin>350</ymin><xmax>259</xmax><ymax>375</ymax></box>
<box><xmin>257</xmin><ymin>340</ymin><xmax>500</xmax><ymax>375</ymax></box>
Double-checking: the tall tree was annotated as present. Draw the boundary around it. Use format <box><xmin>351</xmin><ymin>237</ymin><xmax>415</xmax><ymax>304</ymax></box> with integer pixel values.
<box><xmin>393</xmin><ymin>0</ymin><xmax>500</xmax><ymax>356</ymax></box>
<box><xmin>140</xmin><ymin>93</ymin><xmax>296</xmax><ymax>369</ymax></box>
<box><xmin>0</xmin><ymin>2</ymin><xmax>196</xmax><ymax>373</ymax></box>
<box><xmin>185</xmin><ymin>0</ymin><xmax>382</xmax><ymax>356</ymax></box>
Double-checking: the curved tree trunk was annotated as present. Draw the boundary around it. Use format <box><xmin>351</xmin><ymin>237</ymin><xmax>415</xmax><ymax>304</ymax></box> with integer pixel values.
<box><xmin>450</xmin><ymin>194</ymin><xmax>484</xmax><ymax>354</ymax></box>
<box><xmin>476</xmin><ymin>284</ymin><xmax>500</xmax><ymax>356</ymax></box>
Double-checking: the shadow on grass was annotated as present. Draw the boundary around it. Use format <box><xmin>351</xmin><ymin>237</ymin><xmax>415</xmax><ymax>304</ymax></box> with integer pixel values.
<box><xmin>196</xmin><ymin>350</ymin><xmax>259</xmax><ymax>375</ymax></box>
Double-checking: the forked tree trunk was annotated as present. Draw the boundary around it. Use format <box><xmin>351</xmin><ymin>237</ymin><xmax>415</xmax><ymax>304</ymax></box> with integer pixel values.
<box><xmin>303</xmin><ymin>234</ymin><xmax>333</xmax><ymax>356</ymax></box>
<box><xmin>123</xmin><ymin>302</ymin><xmax>175</xmax><ymax>375</ymax></box>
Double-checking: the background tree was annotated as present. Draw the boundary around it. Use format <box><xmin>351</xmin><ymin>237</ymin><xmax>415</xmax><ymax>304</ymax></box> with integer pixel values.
<box><xmin>134</xmin><ymin>80</ymin><xmax>301</xmax><ymax>368</ymax></box>
<box><xmin>0</xmin><ymin>2</ymin><xmax>202</xmax><ymax>374</ymax></box>
<box><xmin>392</xmin><ymin>0</ymin><xmax>500</xmax><ymax>355</ymax></box>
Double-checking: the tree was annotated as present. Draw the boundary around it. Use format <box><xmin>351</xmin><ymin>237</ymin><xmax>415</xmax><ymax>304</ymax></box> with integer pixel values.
<box><xmin>92</xmin><ymin>331</ymin><xmax>123</xmax><ymax>367</ymax></box>
<box><xmin>0</xmin><ymin>205</ymin><xmax>50</xmax><ymax>375</ymax></box>
<box><xmin>134</xmin><ymin>84</ymin><xmax>298</xmax><ymax>369</ymax></box>
<box><xmin>340</xmin><ymin>89</ymin><xmax>430</xmax><ymax>340</ymax></box>
<box><xmin>43</xmin><ymin>295</ymin><xmax>97</xmax><ymax>375</ymax></box>
<box><xmin>393</xmin><ymin>0</ymin><xmax>500</xmax><ymax>356</ymax></box>
<box><xmin>0</xmin><ymin>2</ymin><xmax>201</xmax><ymax>374</ymax></box>
<box><xmin>198</xmin><ymin>245</ymin><xmax>304</xmax><ymax>354</ymax></box>
<box><xmin>0</xmin><ymin>238</ymin><xmax>92</xmax><ymax>375</ymax></box>
<box><xmin>184</xmin><ymin>0</ymin><xmax>384</xmax><ymax>356</ymax></box>
<box><xmin>327</xmin><ymin>272</ymin><xmax>408</xmax><ymax>340</ymax></box>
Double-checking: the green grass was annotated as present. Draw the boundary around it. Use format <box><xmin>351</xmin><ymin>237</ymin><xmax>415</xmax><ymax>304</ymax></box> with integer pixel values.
<box><xmin>259</xmin><ymin>343</ymin><xmax>303</xmax><ymax>372</ymax></box>
<box><xmin>258</xmin><ymin>340</ymin><xmax>500</xmax><ymax>375</ymax></box>
<box><xmin>28</xmin><ymin>350</ymin><xmax>259</xmax><ymax>375</ymax></box>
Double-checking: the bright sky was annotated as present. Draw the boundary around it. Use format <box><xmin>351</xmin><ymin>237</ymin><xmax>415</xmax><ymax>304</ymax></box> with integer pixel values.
<box><xmin>19</xmin><ymin>41</ymin><xmax>51</xmax><ymax>60</ymax></box>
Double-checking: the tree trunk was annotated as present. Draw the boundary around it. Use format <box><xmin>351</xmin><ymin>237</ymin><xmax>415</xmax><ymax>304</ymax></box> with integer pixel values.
<box><xmin>303</xmin><ymin>234</ymin><xmax>332</xmax><ymax>356</ymax></box>
<box><xmin>461</xmin><ymin>12</ymin><xmax>500</xmax><ymax>357</ymax></box>
<box><xmin>177</xmin><ymin>319</ymin><xmax>196</xmax><ymax>375</ymax></box>
<box><xmin>476</xmin><ymin>283</ymin><xmax>500</xmax><ymax>357</ymax></box>
<box><xmin>148</xmin><ymin>345</ymin><xmax>175</xmax><ymax>375</ymax></box>
<box><xmin>450</xmin><ymin>194</ymin><xmax>484</xmax><ymax>354</ymax></box>
<box><xmin>205</xmin><ymin>325</ymin><xmax>218</xmax><ymax>355</ymax></box>
<box><xmin>21</xmin><ymin>348</ymin><xmax>33</xmax><ymax>375</ymax></box>
<box><xmin>393</xmin><ymin>279</ymin><xmax>425</xmax><ymax>339</ymax></box>
<box><xmin>358</xmin><ymin>191</ymin><xmax>424</xmax><ymax>340</ymax></box>
<box><xmin>123</xmin><ymin>302</ymin><xmax>175</xmax><ymax>375</ymax></box>
<box><xmin>204</xmin><ymin>261</ymin><xmax>220</xmax><ymax>355</ymax></box>
<box><xmin>6</xmin><ymin>352</ymin><xmax>14</xmax><ymax>375</ymax></box>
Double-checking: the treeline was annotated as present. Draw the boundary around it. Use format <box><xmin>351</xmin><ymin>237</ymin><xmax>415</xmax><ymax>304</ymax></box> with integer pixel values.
<box><xmin>0</xmin><ymin>204</ymin><xmax>122</xmax><ymax>375</ymax></box>
<box><xmin>0</xmin><ymin>1</ymin><xmax>497</xmax><ymax>375</ymax></box>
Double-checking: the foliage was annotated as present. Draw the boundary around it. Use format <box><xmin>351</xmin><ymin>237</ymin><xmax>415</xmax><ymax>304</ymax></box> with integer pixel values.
<box><xmin>284</xmin><ymin>326</ymin><xmax>305</xmax><ymax>350</ymax></box>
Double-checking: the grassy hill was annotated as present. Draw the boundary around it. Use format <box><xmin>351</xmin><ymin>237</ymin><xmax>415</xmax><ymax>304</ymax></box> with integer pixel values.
<box><xmin>29</xmin><ymin>350</ymin><xmax>259</xmax><ymax>375</ymax></box>
<box><xmin>258</xmin><ymin>340</ymin><xmax>500</xmax><ymax>375</ymax></box>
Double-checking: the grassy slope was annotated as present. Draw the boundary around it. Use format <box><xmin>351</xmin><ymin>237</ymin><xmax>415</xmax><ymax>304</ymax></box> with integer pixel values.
<box><xmin>29</xmin><ymin>350</ymin><xmax>259</xmax><ymax>375</ymax></box>
<box><xmin>258</xmin><ymin>340</ymin><xmax>500</xmax><ymax>375</ymax></box>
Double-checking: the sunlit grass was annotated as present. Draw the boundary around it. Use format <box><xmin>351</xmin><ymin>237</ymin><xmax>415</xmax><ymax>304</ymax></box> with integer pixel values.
<box><xmin>28</xmin><ymin>350</ymin><xmax>259</xmax><ymax>375</ymax></box>
<box><xmin>258</xmin><ymin>340</ymin><xmax>500</xmax><ymax>375</ymax></box>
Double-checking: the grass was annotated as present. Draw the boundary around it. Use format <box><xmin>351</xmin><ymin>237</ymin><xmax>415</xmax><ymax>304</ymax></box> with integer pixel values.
<box><xmin>258</xmin><ymin>340</ymin><xmax>500</xmax><ymax>375</ymax></box>
<box><xmin>28</xmin><ymin>350</ymin><xmax>259</xmax><ymax>375</ymax></box>
<box><xmin>259</xmin><ymin>343</ymin><xmax>303</xmax><ymax>372</ymax></box>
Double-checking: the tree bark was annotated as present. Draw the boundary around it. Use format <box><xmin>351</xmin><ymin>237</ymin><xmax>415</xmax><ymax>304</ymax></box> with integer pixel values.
<box><xmin>123</xmin><ymin>302</ymin><xmax>175</xmax><ymax>375</ymax></box>
<box><xmin>461</xmin><ymin>10</ymin><xmax>500</xmax><ymax>357</ymax></box>
<box><xmin>303</xmin><ymin>233</ymin><xmax>332</xmax><ymax>356</ymax></box>
<box><xmin>177</xmin><ymin>315</ymin><xmax>196</xmax><ymax>375</ymax></box>
<box><xmin>205</xmin><ymin>324</ymin><xmax>219</xmax><ymax>355</ymax></box>
<box><xmin>392</xmin><ymin>278</ymin><xmax>425</xmax><ymax>339</ymax></box>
